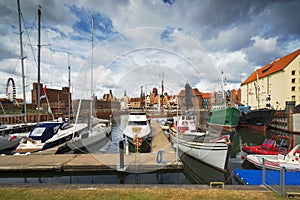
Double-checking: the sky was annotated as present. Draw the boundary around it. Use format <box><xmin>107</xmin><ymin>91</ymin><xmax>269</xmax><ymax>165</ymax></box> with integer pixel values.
<box><xmin>0</xmin><ymin>0</ymin><xmax>299</xmax><ymax>102</ymax></box>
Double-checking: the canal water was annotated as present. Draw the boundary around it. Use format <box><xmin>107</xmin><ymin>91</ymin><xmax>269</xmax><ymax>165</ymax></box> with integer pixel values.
<box><xmin>0</xmin><ymin>117</ymin><xmax>286</xmax><ymax>185</ymax></box>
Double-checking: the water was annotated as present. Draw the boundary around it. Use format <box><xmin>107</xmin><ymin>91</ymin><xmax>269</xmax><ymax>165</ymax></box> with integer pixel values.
<box><xmin>0</xmin><ymin>116</ymin><xmax>278</xmax><ymax>185</ymax></box>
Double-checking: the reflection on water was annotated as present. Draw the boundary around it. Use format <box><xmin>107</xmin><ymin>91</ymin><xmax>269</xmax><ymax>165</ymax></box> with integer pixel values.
<box><xmin>0</xmin><ymin>116</ymin><xmax>283</xmax><ymax>185</ymax></box>
<box><xmin>181</xmin><ymin>152</ymin><xmax>232</xmax><ymax>184</ymax></box>
<box><xmin>0</xmin><ymin>173</ymin><xmax>188</xmax><ymax>185</ymax></box>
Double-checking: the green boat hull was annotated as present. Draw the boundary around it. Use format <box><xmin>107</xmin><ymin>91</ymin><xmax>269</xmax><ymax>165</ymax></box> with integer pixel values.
<box><xmin>206</xmin><ymin>107</ymin><xmax>240</xmax><ymax>128</ymax></box>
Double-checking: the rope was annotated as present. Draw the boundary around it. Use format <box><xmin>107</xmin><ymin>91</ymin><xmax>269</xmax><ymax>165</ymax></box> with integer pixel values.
<box><xmin>156</xmin><ymin>150</ymin><xmax>164</xmax><ymax>163</ymax></box>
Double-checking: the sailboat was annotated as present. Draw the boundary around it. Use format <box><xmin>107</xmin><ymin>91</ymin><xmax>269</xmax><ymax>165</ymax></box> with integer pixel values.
<box><xmin>206</xmin><ymin>71</ymin><xmax>240</xmax><ymax>132</ymax></box>
<box><xmin>59</xmin><ymin>17</ymin><xmax>112</xmax><ymax>153</ymax></box>
<box><xmin>0</xmin><ymin>0</ymin><xmax>36</xmax><ymax>154</ymax></box>
<box><xmin>14</xmin><ymin>5</ymin><xmax>88</xmax><ymax>154</ymax></box>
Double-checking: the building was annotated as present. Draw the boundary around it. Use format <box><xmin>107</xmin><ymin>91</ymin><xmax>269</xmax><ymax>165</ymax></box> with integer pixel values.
<box><xmin>201</xmin><ymin>92</ymin><xmax>212</xmax><ymax>109</ymax></box>
<box><xmin>31</xmin><ymin>83</ymin><xmax>71</xmax><ymax>115</ymax></box>
<box><xmin>177</xmin><ymin>83</ymin><xmax>202</xmax><ymax>111</ymax></box>
<box><xmin>241</xmin><ymin>49</ymin><xmax>300</xmax><ymax>110</ymax></box>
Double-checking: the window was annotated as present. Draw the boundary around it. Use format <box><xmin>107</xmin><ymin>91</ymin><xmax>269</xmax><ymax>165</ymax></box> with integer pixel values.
<box><xmin>292</xmin><ymin>96</ymin><xmax>295</xmax><ymax>101</ymax></box>
<box><xmin>291</xmin><ymin>70</ymin><xmax>296</xmax><ymax>75</ymax></box>
<box><xmin>292</xmin><ymin>86</ymin><xmax>296</xmax><ymax>91</ymax></box>
<box><xmin>292</xmin><ymin>78</ymin><xmax>296</xmax><ymax>83</ymax></box>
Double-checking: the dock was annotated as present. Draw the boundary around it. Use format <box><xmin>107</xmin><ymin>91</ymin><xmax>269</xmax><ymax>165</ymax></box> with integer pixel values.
<box><xmin>234</xmin><ymin>169</ymin><xmax>300</xmax><ymax>185</ymax></box>
<box><xmin>0</xmin><ymin>121</ymin><xmax>182</xmax><ymax>176</ymax></box>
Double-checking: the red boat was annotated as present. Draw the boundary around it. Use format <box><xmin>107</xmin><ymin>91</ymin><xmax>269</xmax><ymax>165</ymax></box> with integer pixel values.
<box><xmin>242</xmin><ymin>135</ymin><xmax>294</xmax><ymax>155</ymax></box>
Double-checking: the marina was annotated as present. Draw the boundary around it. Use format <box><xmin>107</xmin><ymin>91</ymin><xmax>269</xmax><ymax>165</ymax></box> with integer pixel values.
<box><xmin>0</xmin><ymin>121</ymin><xmax>183</xmax><ymax>176</ymax></box>
<box><xmin>0</xmin><ymin>114</ymin><xmax>300</xmax><ymax>197</ymax></box>
<box><xmin>0</xmin><ymin>1</ymin><xmax>299</xmax><ymax>199</ymax></box>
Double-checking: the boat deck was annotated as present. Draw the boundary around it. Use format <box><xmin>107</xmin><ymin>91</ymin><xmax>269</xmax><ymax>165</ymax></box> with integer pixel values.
<box><xmin>0</xmin><ymin>121</ymin><xmax>182</xmax><ymax>175</ymax></box>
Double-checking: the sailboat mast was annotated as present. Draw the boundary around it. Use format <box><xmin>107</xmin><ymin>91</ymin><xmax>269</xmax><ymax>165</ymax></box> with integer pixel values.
<box><xmin>37</xmin><ymin>5</ymin><xmax>41</xmax><ymax>124</ymax></box>
<box><xmin>221</xmin><ymin>70</ymin><xmax>226</xmax><ymax>106</ymax></box>
<box><xmin>68</xmin><ymin>51</ymin><xmax>71</xmax><ymax>121</ymax></box>
<box><xmin>17</xmin><ymin>0</ymin><xmax>27</xmax><ymax>123</ymax></box>
<box><xmin>256</xmin><ymin>70</ymin><xmax>260</xmax><ymax>109</ymax></box>
<box><xmin>90</xmin><ymin>17</ymin><xmax>94</xmax><ymax>130</ymax></box>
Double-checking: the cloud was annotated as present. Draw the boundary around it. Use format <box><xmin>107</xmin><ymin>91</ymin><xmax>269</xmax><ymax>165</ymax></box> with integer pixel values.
<box><xmin>243</xmin><ymin>36</ymin><xmax>282</xmax><ymax>66</ymax></box>
<box><xmin>0</xmin><ymin>0</ymin><xmax>299</xmax><ymax>101</ymax></box>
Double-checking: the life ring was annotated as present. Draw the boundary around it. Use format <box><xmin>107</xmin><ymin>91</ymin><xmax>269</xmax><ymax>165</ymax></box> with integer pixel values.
<box><xmin>133</xmin><ymin>137</ymin><xmax>143</xmax><ymax>147</ymax></box>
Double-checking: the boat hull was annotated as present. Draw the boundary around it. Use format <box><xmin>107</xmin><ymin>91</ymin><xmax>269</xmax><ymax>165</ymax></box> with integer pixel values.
<box><xmin>15</xmin><ymin>123</ymin><xmax>88</xmax><ymax>153</ymax></box>
<box><xmin>238</xmin><ymin>109</ymin><xmax>275</xmax><ymax>131</ymax></box>
<box><xmin>64</xmin><ymin>123</ymin><xmax>111</xmax><ymax>153</ymax></box>
<box><xmin>246</xmin><ymin>145</ymin><xmax>300</xmax><ymax>172</ymax></box>
<box><xmin>0</xmin><ymin>137</ymin><xmax>22</xmax><ymax>153</ymax></box>
<box><xmin>180</xmin><ymin>150</ymin><xmax>232</xmax><ymax>184</ymax></box>
<box><xmin>0</xmin><ymin>123</ymin><xmax>36</xmax><ymax>153</ymax></box>
<box><xmin>125</xmin><ymin>135</ymin><xmax>152</xmax><ymax>153</ymax></box>
<box><xmin>66</xmin><ymin>132</ymin><xmax>109</xmax><ymax>153</ymax></box>
<box><xmin>169</xmin><ymin>131</ymin><xmax>232</xmax><ymax>171</ymax></box>
<box><xmin>206</xmin><ymin>107</ymin><xmax>240</xmax><ymax>132</ymax></box>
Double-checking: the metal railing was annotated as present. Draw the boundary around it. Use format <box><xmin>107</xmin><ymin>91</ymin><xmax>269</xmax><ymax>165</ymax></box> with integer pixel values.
<box><xmin>261</xmin><ymin>158</ymin><xmax>299</xmax><ymax>198</ymax></box>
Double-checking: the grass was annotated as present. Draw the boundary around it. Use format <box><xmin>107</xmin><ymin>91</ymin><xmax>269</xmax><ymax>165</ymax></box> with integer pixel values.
<box><xmin>0</xmin><ymin>187</ymin><xmax>285</xmax><ymax>200</ymax></box>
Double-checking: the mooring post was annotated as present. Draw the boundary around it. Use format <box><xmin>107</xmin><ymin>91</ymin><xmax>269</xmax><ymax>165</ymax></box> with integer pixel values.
<box><xmin>125</xmin><ymin>137</ymin><xmax>129</xmax><ymax>155</ymax></box>
<box><xmin>119</xmin><ymin>140</ymin><xmax>124</xmax><ymax>170</ymax></box>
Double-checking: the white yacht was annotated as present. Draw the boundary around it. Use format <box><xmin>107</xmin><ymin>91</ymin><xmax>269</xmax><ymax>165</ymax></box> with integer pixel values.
<box><xmin>14</xmin><ymin>118</ymin><xmax>87</xmax><ymax>153</ymax></box>
<box><xmin>123</xmin><ymin>112</ymin><xmax>152</xmax><ymax>152</ymax></box>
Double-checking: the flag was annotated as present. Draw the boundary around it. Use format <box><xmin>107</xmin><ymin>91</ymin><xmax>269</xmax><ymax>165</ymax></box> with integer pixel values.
<box><xmin>40</xmin><ymin>95</ymin><xmax>46</xmax><ymax>99</ymax></box>
<box><xmin>43</xmin><ymin>85</ymin><xmax>47</xmax><ymax>94</ymax></box>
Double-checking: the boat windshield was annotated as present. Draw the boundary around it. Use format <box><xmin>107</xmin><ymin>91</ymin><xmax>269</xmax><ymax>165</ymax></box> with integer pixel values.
<box><xmin>30</xmin><ymin>127</ymin><xmax>46</xmax><ymax>137</ymax></box>
<box><xmin>262</xmin><ymin>139</ymin><xmax>275</xmax><ymax>150</ymax></box>
<box><xmin>128</xmin><ymin>121</ymin><xmax>147</xmax><ymax>126</ymax></box>
<box><xmin>279</xmin><ymin>138</ymin><xmax>290</xmax><ymax>149</ymax></box>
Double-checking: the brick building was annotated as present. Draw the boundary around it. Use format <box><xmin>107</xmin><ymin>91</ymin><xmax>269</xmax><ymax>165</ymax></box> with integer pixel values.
<box><xmin>31</xmin><ymin>83</ymin><xmax>71</xmax><ymax>115</ymax></box>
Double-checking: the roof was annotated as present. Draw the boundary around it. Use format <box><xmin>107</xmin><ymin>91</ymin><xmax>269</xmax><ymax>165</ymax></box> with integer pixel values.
<box><xmin>178</xmin><ymin>88</ymin><xmax>202</xmax><ymax>97</ymax></box>
<box><xmin>241</xmin><ymin>48</ymin><xmax>300</xmax><ymax>85</ymax></box>
<box><xmin>201</xmin><ymin>92</ymin><xmax>212</xmax><ymax>99</ymax></box>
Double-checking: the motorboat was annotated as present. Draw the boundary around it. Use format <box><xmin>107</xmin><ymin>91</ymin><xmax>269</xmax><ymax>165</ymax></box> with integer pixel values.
<box><xmin>0</xmin><ymin>123</ymin><xmax>36</xmax><ymax>153</ymax></box>
<box><xmin>169</xmin><ymin>114</ymin><xmax>233</xmax><ymax>171</ymax></box>
<box><xmin>246</xmin><ymin>144</ymin><xmax>300</xmax><ymax>171</ymax></box>
<box><xmin>14</xmin><ymin>118</ymin><xmax>87</xmax><ymax>153</ymax></box>
<box><xmin>242</xmin><ymin>135</ymin><xmax>294</xmax><ymax>155</ymax></box>
<box><xmin>123</xmin><ymin>111</ymin><xmax>152</xmax><ymax>152</ymax></box>
<box><xmin>159</xmin><ymin>119</ymin><xmax>171</xmax><ymax>131</ymax></box>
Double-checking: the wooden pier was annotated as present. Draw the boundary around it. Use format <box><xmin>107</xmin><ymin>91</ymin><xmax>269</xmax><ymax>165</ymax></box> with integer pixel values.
<box><xmin>0</xmin><ymin>121</ymin><xmax>182</xmax><ymax>176</ymax></box>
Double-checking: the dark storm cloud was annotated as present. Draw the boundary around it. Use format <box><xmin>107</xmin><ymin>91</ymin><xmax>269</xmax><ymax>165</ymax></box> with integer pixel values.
<box><xmin>186</xmin><ymin>0</ymin><xmax>270</xmax><ymax>40</ymax></box>
<box><xmin>256</xmin><ymin>1</ymin><xmax>300</xmax><ymax>38</ymax></box>
<box><xmin>0</xmin><ymin>0</ymin><xmax>299</xmax><ymax>96</ymax></box>
<box><xmin>176</xmin><ymin>0</ymin><xmax>299</xmax><ymax>51</ymax></box>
